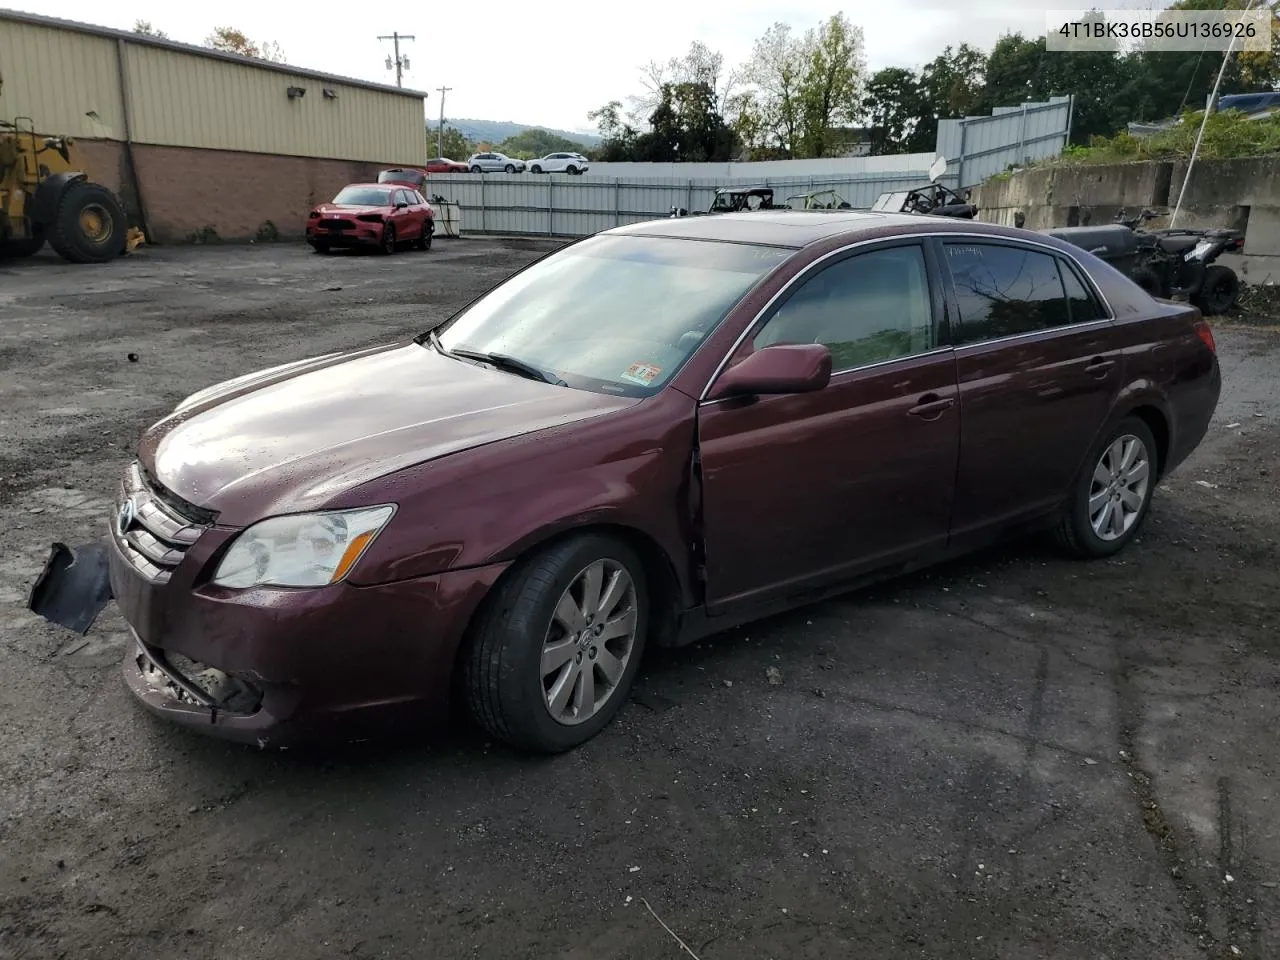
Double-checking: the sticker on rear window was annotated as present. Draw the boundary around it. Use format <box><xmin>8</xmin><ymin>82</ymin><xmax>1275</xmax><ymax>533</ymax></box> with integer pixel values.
<box><xmin>620</xmin><ymin>362</ymin><xmax>662</xmax><ymax>386</ymax></box>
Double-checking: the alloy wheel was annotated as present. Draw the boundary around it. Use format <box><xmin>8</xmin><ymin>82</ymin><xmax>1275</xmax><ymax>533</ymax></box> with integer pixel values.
<box><xmin>540</xmin><ymin>559</ymin><xmax>638</xmax><ymax>726</ymax></box>
<box><xmin>1088</xmin><ymin>434</ymin><xmax>1151</xmax><ymax>541</ymax></box>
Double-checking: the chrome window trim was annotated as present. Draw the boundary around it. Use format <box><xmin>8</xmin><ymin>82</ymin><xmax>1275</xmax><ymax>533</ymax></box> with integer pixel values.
<box><xmin>696</xmin><ymin>230</ymin><xmax>1117</xmax><ymax>403</ymax></box>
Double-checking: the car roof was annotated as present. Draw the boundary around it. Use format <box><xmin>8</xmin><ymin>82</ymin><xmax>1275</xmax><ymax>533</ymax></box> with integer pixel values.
<box><xmin>607</xmin><ymin>210</ymin><xmax>1067</xmax><ymax>250</ymax></box>
<box><xmin>342</xmin><ymin>183</ymin><xmax>394</xmax><ymax>190</ymax></box>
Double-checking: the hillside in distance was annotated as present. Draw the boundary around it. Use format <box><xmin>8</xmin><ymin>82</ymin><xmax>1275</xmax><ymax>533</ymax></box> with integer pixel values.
<box><xmin>446</xmin><ymin>118</ymin><xmax>601</xmax><ymax>148</ymax></box>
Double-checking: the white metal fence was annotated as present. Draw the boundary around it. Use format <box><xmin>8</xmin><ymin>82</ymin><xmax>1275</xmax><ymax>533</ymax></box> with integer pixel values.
<box><xmin>430</xmin><ymin>96</ymin><xmax>1073</xmax><ymax>237</ymax></box>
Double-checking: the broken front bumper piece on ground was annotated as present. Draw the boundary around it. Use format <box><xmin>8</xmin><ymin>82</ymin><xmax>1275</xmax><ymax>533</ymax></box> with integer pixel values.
<box><xmin>27</xmin><ymin>540</ymin><xmax>114</xmax><ymax>634</ymax></box>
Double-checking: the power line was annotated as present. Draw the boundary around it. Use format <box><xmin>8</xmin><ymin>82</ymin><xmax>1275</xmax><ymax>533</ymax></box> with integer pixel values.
<box><xmin>377</xmin><ymin>32</ymin><xmax>415</xmax><ymax>88</ymax></box>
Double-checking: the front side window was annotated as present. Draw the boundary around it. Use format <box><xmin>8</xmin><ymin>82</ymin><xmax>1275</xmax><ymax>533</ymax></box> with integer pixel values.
<box><xmin>435</xmin><ymin>236</ymin><xmax>788</xmax><ymax>397</ymax></box>
<box><xmin>754</xmin><ymin>244</ymin><xmax>935</xmax><ymax>371</ymax></box>
<box><xmin>944</xmin><ymin>242</ymin><xmax>1073</xmax><ymax>344</ymax></box>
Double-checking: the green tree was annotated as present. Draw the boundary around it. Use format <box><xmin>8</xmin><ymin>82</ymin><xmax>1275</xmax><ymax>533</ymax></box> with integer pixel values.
<box><xmin>1119</xmin><ymin>0</ymin><xmax>1280</xmax><ymax>124</ymax></box>
<box><xmin>205</xmin><ymin>26</ymin><xmax>287</xmax><ymax>63</ymax></box>
<box><xmin>744</xmin><ymin>21</ymin><xmax>809</xmax><ymax>157</ymax></box>
<box><xmin>426</xmin><ymin>124</ymin><xmax>474</xmax><ymax>159</ymax></box>
<box><xmin>911</xmin><ymin>44</ymin><xmax>988</xmax><ymax>150</ymax></box>
<box><xmin>646</xmin><ymin>82</ymin><xmax>738</xmax><ymax>161</ymax></box>
<box><xmin>796</xmin><ymin>13</ymin><xmax>866</xmax><ymax>157</ymax></box>
<box><xmin>133</xmin><ymin>20</ymin><xmax>168</xmax><ymax>39</ymax></box>
<box><xmin>861</xmin><ymin>67</ymin><xmax>927</xmax><ymax>154</ymax></box>
<box><xmin>498</xmin><ymin>128</ymin><xmax>591</xmax><ymax>159</ymax></box>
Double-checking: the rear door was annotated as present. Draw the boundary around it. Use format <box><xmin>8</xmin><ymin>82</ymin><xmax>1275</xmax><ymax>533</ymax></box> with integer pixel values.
<box><xmin>697</xmin><ymin>240</ymin><xmax>961</xmax><ymax>611</ymax></box>
<box><xmin>935</xmin><ymin>238</ymin><xmax>1122</xmax><ymax>545</ymax></box>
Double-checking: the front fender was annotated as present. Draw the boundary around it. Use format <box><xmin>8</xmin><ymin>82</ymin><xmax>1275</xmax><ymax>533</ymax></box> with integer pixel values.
<box><xmin>31</xmin><ymin>171</ymin><xmax>87</xmax><ymax>224</ymax></box>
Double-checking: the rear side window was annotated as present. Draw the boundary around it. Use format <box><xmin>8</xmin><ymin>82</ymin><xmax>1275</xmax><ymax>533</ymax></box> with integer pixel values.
<box><xmin>943</xmin><ymin>242</ymin><xmax>1071</xmax><ymax>344</ymax></box>
<box><xmin>1058</xmin><ymin>260</ymin><xmax>1108</xmax><ymax>323</ymax></box>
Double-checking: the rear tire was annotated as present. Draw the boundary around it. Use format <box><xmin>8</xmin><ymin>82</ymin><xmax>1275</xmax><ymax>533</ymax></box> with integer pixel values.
<box><xmin>1129</xmin><ymin>266</ymin><xmax>1163</xmax><ymax>298</ymax></box>
<box><xmin>1191</xmin><ymin>264</ymin><xmax>1239</xmax><ymax>316</ymax></box>
<box><xmin>46</xmin><ymin>181</ymin><xmax>127</xmax><ymax>264</ymax></box>
<box><xmin>463</xmin><ymin>533</ymin><xmax>649</xmax><ymax>753</ymax></box>
<box><xmin>415</xmin><ymin>222</ymin><xmax>433</xmax><ymax>251</ymax></box>
<box><xmin>1054</xmin><ymin>416</ymin><xmax>1159</xmax><ymax>560</ymax></box>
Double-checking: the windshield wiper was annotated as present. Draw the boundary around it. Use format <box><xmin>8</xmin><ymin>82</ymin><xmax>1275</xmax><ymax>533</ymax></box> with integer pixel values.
<box><xmin>447</xmin><ymin>346</ymin><xmax>567</xmax><ymax>387</ymax></box>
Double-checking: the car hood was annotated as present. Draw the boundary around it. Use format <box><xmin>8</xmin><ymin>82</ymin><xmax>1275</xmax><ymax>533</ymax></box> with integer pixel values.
<box><xmin>315</xmin><ymin>203</ymin><xmax>390</xmax><ymax>216</ymax></box>
<box><xmin>139</xmin><ymin>343</ymin><xmax>636</xmax><ymax>525</ymax></box>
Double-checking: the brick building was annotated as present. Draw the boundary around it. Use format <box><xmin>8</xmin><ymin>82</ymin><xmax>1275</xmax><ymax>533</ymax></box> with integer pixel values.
<box><xmin>0</xmin><ymin>9</ymin><xmax>428</xmax><ymax>242</ymax></box>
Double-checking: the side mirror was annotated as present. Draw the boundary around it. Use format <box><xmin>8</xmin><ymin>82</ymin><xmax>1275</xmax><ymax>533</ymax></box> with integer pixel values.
<box><xmin>395</xmin><ymin>201</ymin><xmax>409</xmax><ymax>209</ymax></box>
<box><xmin>706</xmin><ymin>343</ymin><xmax>831</xmax><ymax>401</ymax></box>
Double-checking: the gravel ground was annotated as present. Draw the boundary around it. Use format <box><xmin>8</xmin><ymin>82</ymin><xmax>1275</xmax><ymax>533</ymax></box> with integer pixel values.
<box><xmin>1</xmin><ymin>239</ymin><xmax>1278</xmax><ymax>960</ymax></box>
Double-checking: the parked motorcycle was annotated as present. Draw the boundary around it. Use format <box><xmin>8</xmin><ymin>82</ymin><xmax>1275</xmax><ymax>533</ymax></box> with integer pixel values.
<box><xmin>1043</xmin><ymin>209</ymin><xmax>1244</xmax><ymax>315</ymax></box>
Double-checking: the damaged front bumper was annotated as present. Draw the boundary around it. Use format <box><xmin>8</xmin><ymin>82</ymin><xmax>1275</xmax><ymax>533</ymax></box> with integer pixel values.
<box><xmin>124</xmin><ymin>631</ymin><xmax>302</xmax><ymax>747</ymax></box>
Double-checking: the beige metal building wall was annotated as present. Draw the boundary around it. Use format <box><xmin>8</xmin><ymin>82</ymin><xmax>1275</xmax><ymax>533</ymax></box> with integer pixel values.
<box><xmin>0</xmin><ymin>10</ymin><xmax>426</xmax><ymax>165</ymax></box>
<box><xmin>123</xmin><ymin>45</ymin><xmax>424</xmax><ymax>163</ymax></box>
<box><xmin>0</xmin><ymin>16</ymin><xmax>125</xmax><ymax>139</ymax></box>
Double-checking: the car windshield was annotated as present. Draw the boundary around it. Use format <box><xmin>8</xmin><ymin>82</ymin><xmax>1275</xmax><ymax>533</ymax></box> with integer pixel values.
<box><xmin>333</xmin><ymin>186</ymin><xmax>392</xmax><ymax>205</ymax></box>
<box><xmin>433</xmin><ymin>235</ymin><xmax>787</xmax><ymax>396</ymax></box>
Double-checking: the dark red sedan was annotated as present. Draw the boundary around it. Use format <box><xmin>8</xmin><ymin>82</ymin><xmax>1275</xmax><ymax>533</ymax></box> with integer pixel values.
<box><xmin>306</xmin><ymin>183</ymin><xmax>434</xmax><ymax>255</ymax></box>
<box><xmin>425</xmin><ymin>156</ymin><xmax>469</xmax><ymax>174</ymax></box>
<box><xmin>30</xmin><ymin>212</ymin><xmax>1221</xmax><ymax>753</ymax></box>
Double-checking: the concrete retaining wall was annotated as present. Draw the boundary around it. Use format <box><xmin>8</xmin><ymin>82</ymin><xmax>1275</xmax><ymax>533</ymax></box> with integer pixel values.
<box><xmin>971</xmin><ymin>156</ymin><xmax>1280</xmax><ymax>285</ymax></box>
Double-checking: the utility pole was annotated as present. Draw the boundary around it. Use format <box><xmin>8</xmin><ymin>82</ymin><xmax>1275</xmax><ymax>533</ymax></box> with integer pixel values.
<box><xmin>377</xmin><ymin>32</ymin><xmax>415</xmax><ymax>88</ymax></box>
<box><xmin>436</xmin><ymin>85</ymin><xmax>452</xmax><ymax>158</ymax></box>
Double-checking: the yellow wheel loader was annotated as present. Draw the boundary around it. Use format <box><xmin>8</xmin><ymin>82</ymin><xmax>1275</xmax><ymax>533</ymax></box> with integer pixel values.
<box><xmin>0</xmin><ymin>116</ymin><xmax>132</xmax><ymax>264</ymax></box>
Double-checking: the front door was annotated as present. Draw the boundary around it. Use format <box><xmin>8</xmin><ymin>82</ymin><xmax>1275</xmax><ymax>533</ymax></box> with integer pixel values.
<box><xmin>697</xmin><ymin>241</ymin><xmax>961</xmax><ymax>612</ymax></box>
<box><xmin>935</xmin><ymin>238</ymin><xmax>1124</xmax><ymax>544</ymax></box>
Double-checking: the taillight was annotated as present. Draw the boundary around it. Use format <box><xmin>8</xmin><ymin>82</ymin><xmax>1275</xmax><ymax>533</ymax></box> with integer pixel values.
<box><xmin>1194</xmin><ymin>319</ymin><xmax>1216</xmax><ymax>354</ymax></box>
<box><xmin>1233</xmin><ymin>237</ymin><xmax>1245</xmax><ymax>251</ymax></box>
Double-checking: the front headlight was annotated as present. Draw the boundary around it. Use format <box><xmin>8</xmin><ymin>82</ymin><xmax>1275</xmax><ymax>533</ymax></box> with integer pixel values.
<box><xmin>211</xmin><ymin>505</ymin><xmax>395</xmax><ymax>589</ymax></box>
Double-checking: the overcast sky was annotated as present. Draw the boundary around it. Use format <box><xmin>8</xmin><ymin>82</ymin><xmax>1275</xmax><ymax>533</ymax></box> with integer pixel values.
<box><xmin>18</xmin><ymin>0</ymin><xmax>1167</xmax><ymax>133</ymax></box>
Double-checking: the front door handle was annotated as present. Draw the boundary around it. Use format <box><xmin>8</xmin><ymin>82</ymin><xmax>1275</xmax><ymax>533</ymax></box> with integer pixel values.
<box><xmin>1085</xmin><ymin>356</ymin><xmax>1116</xmax><ymax>378</ymax></box>
<box><xmin>908</xmin><ymin>393</ymin><xmax>955</xmax><ymax>420</ymax></box>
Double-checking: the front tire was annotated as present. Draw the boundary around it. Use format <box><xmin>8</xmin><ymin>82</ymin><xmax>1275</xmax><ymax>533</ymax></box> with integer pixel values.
<box><xmin>380</xmin><ymin>224</ymin><xmax>396</xmax><ymax>255</ymax></box>
<box><xmin>1055</xmin><ymin>416</ymin><xmax>1159</xmax><ymax>559</ymax></box>
<box><xmin>530</xmin><ymin>165</ymin><xmax>542</xmax><ymax>174</ymax></box>
<box><xmin>566</xmin><ymin>165</ymin><xmax>579</xmax><ymax>175</ymax></box>
<box><xmin>312</xmin><ymin>241</ymin><xmax>330</xmax><ymax>255</ymax></box>
<box><xmin>46</xmin><ymin>181</ymin><xmax>128</xmax><ymax>264</ymax></box>
<box><xmin>470</xmin><ymin>165</ymin><xmax>482</xmax><ymax>173</ymax></box>
<box><xmin>1192</xmin><ymin>264</ymin><xmax>1239</xmax><ymax>316</ymax></box>
<box><xmin>504</xmin><ymin>164</ymin><xmax>516</xmax><ymax>174</ymax></box>
<box><xmin>464</xmin><ymin>533</ymin><xmax>649</xmax><ymax>753</ymax></box>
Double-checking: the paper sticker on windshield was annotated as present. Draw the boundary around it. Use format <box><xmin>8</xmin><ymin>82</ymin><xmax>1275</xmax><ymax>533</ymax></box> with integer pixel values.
<box><xmin>620</xmin><ymin>362</ymin><xmax>662</xmax><ymax>386</ymax></box>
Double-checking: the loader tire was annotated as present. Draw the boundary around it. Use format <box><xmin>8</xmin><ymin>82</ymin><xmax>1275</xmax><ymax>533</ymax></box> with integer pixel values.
<box><xmin>46</xmin><ymin>181</ymin><xmax>128</xmax><ymax>264</ymax></box>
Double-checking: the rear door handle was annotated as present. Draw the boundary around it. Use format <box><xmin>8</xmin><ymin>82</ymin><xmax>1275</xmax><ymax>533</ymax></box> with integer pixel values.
<box><xmin>1085</xmin><ymin>356</ymin><xmax>1116</xmax><ymax>378</ymax></box>
<box><xmin>908</xmin><ymin>393</ymin><xmax>955</xmax><ymax>420</ymax></box>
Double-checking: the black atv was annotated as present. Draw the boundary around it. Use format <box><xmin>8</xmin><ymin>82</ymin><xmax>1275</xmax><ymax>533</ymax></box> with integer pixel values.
<box><xmin>1043</xmin><ymin>209</ymin><xmax>1244</xmax><ymax>315</ymax></box>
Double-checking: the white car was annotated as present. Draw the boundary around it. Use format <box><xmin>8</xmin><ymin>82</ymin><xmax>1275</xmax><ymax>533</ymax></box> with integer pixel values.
<box><xmin>466</xmin><ymin>152</ymin><xmax>526</xmax><ymax>173</ymax></box>
<box><xmin>528</xmin><ymin>152</ymin><xmax>590</xmax><ymax>175</ymax></box>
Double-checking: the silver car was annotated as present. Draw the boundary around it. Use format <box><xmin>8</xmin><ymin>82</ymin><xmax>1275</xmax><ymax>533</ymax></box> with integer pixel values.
<box><xmin>466</xmin><ymin>152</ymin><xmax>526</xmax><ymax>173</ymax></box>
<box><xmin>528</xmin><ymin>152</ymin><xmax>590</xmax><ymax>175</ymax></box>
